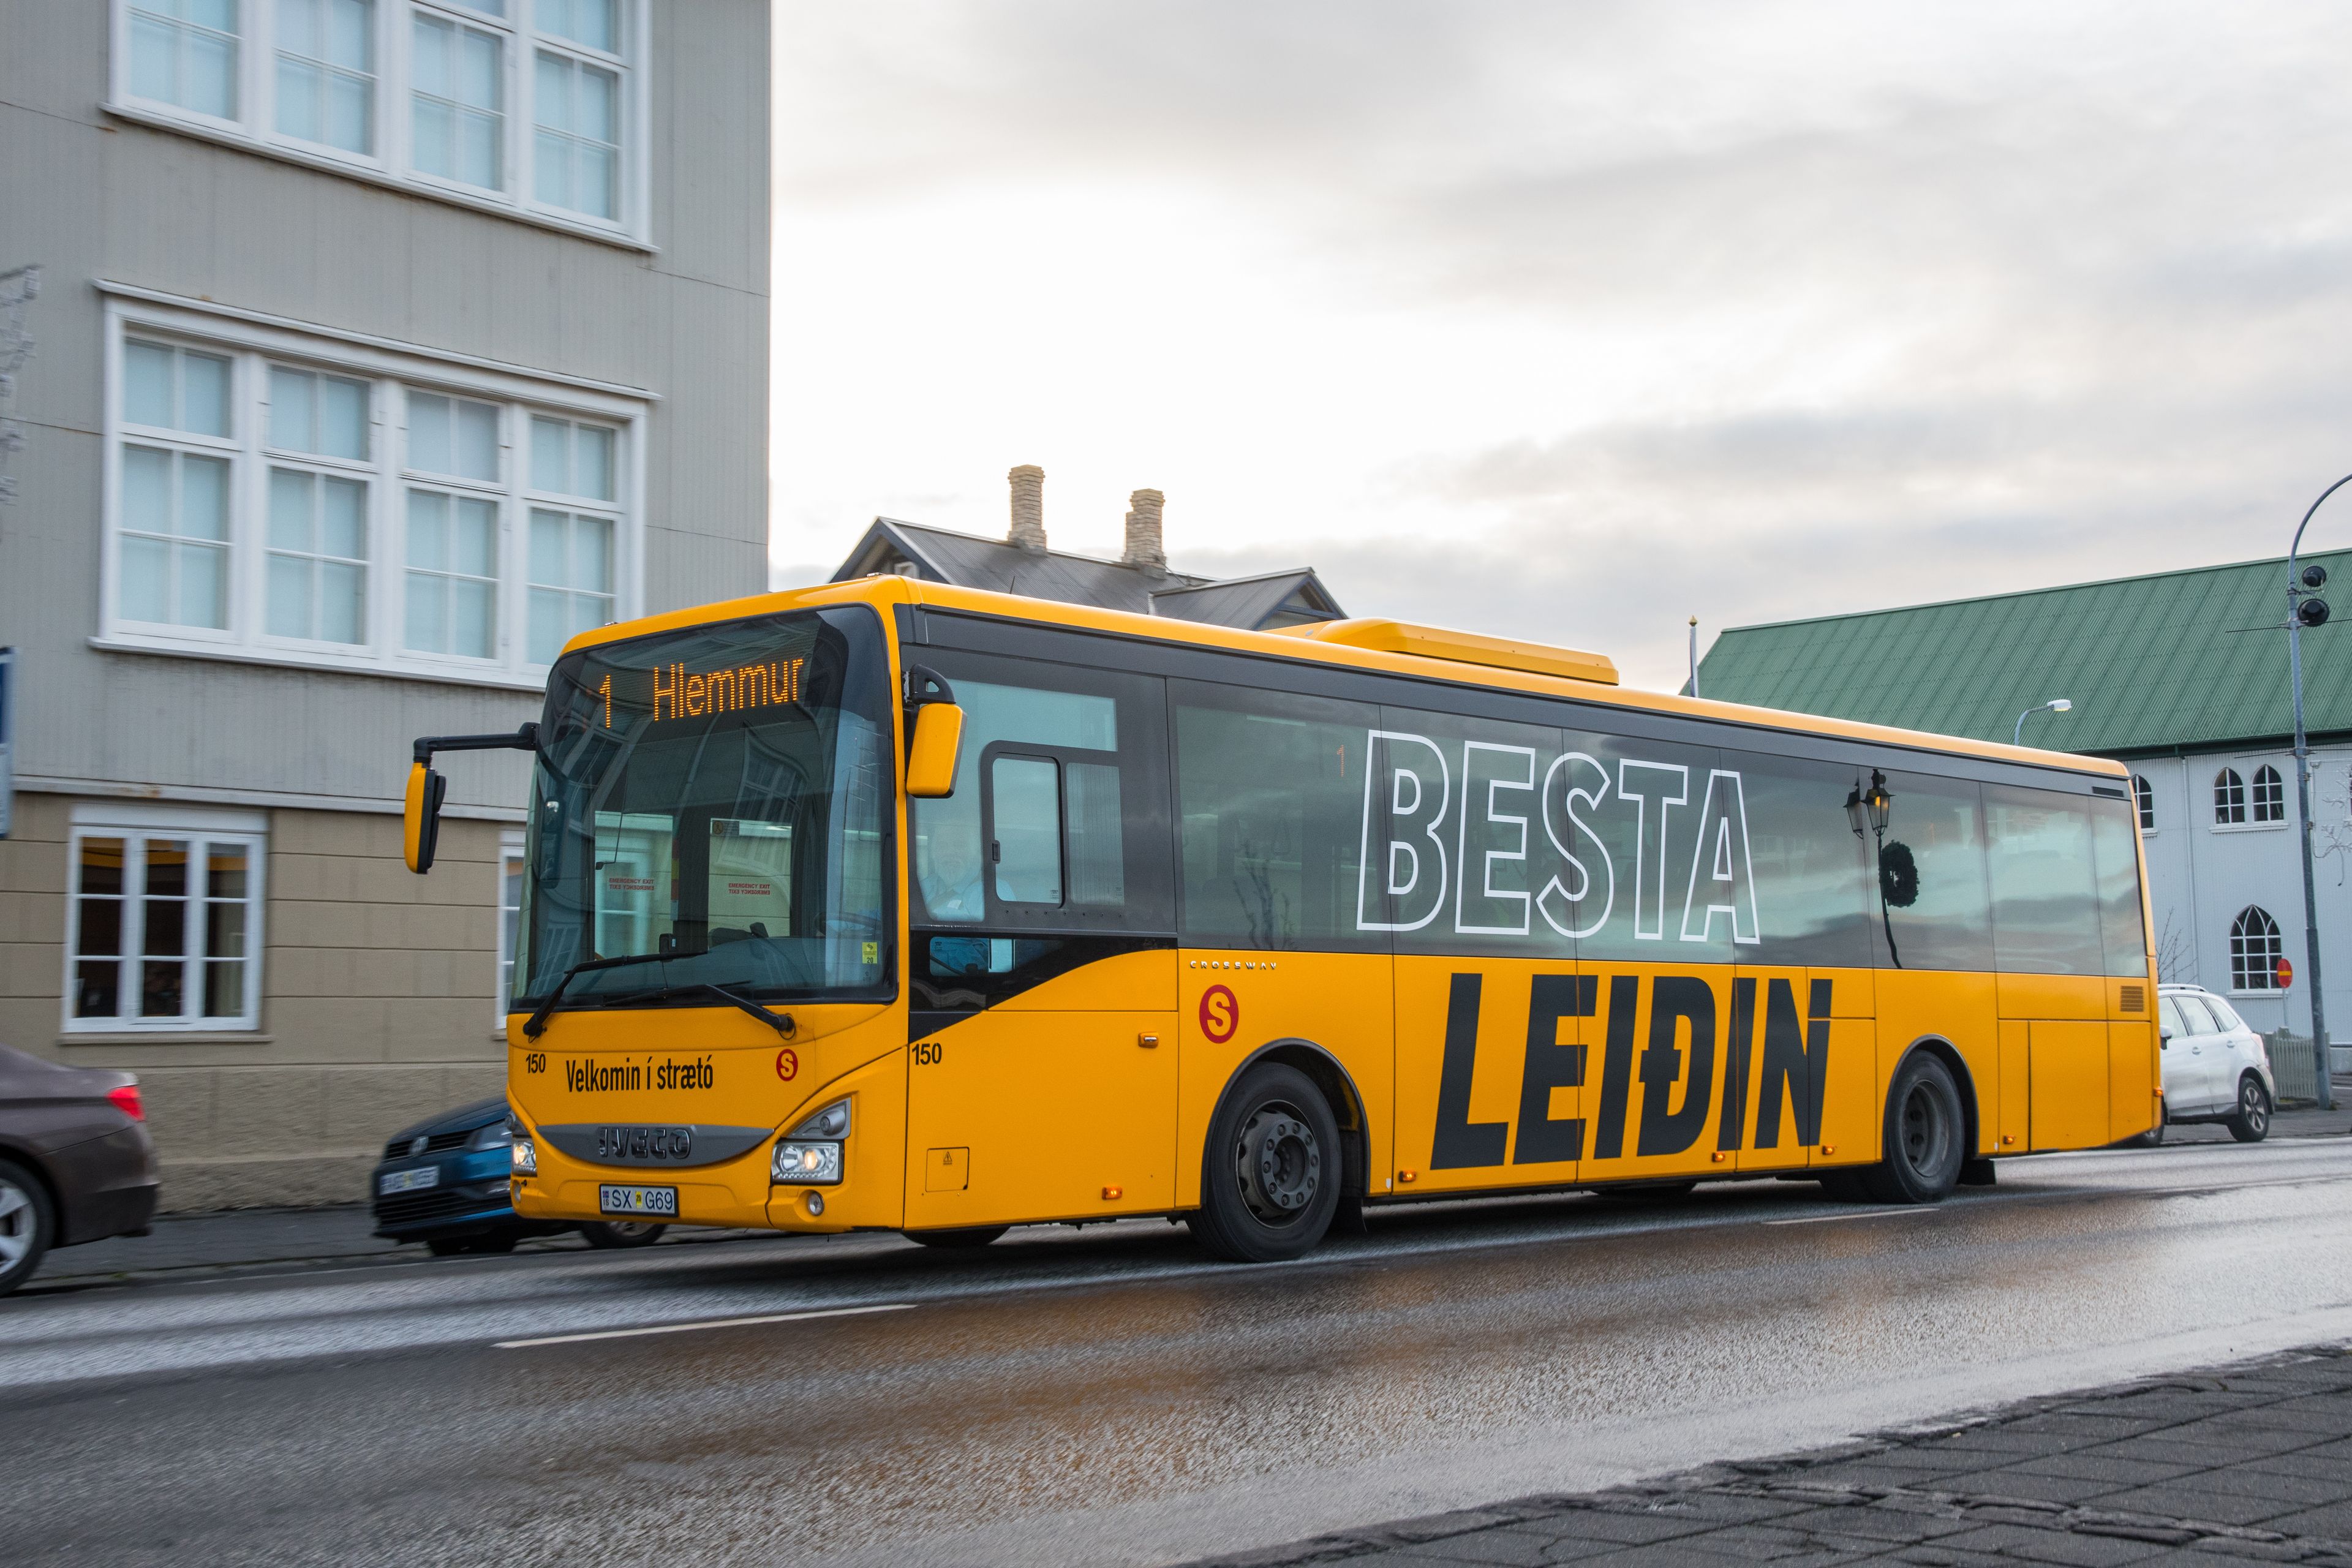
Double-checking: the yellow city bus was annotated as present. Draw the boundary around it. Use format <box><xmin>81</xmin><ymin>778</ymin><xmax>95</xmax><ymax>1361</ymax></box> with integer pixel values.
<box><xmin>402</xmin><ymin>576</ymin><xmax>2158</xmax><ymax>1262</ymax></box>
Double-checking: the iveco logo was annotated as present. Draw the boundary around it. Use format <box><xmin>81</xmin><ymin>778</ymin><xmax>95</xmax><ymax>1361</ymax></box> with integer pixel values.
<box><xmin>597</xmin><ymin>1125</ymin><xmax>693</xmax><ymax>1162</ymax></box>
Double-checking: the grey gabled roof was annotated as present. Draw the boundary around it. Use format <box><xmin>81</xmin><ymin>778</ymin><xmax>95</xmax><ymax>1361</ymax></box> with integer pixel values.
<box><xmin>1148</xmin><ymin>569</ymin><xmax>1345</xmax><ymax>630</ymax></box>
<box><xmin>831</xmin><ymin>518</ymin><xmax>1345</xmax><ymax>629</ymax></box>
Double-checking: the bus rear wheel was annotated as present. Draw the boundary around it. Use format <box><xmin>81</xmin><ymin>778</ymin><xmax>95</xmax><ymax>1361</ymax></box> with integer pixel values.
<box><xmin>1858</xmin><ymin>1052</ymin><xmax>1965</xmax><ymax>1204</ymax></box>
<box><xmin>1189</xmin><ymin>1063</ymin><xmax>1341</xmax><ymax>1264</ymax></box>
<box><xmin>906</xmin><ymin>1226</ymin><xmax>1008</xmax><ymax>1249</ymax></box>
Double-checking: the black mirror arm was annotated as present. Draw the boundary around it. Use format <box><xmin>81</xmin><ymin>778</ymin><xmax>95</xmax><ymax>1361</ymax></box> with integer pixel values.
<box><xmin>414</xmin><ymin>723</ymin><xmax>540</xmax><ymax>766</ymax></box>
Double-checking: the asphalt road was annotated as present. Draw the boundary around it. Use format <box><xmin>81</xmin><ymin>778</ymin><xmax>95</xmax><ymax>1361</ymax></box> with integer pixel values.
<box><xmin>13</xmin><ymin>1139</ymin><xmax>2352</xmax><ymax>1566</ymax></box>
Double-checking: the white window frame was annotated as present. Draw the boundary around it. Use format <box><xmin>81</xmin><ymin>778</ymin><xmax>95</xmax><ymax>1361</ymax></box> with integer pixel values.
<box><xmin>99</xmin><ymin>291</ymin><xmax>647</xmax><ymax>690</ymax></box>
<box><xmin>107</xmin><ymin>0</ymin><xmax>653</xmax><ymax>249</ymax></box>
<box><xmin>2228</xmin><ymin>904</ymin><xmax>2285</xmax><ymax>997</ymax></box>
<box><xmin>497</xmin><ymin>827</ymin><xmax>524</xmax><ymax>1029</ymax></box>
<box><xmin>63</xmin><ymin>804</ymin><xmax>269</xmax><ymax>1035</ymax></box>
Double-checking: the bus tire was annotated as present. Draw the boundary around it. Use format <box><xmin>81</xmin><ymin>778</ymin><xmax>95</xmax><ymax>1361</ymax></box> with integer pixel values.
<box><xmin>1189</xmin><ymin>1063</ymin><xmax>1341</xmax><ymax>1264</ymax></box>
<box><xmin>906</xmin><ymin>1226</ymin><xmax>1008</xmax><ymax>1249</ymax></box>
<box><xmin>1858</xmin><ymin>1051</ymin><xmax>1966</xmax><ymax>1204</ymax></box>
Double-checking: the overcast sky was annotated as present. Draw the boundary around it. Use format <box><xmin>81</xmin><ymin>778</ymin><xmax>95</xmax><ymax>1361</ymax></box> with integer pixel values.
<box><xmin>769</xmin><ymin>1</ymin><xmax>2352</xmax><ymax>689</ymax></box>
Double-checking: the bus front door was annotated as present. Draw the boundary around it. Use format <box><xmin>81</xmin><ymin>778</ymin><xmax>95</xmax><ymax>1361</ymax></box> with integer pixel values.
<box><xmin>904</xmin><ymin>938</ymin><xmax>1180</xmax><ymax>1229</ymax></box>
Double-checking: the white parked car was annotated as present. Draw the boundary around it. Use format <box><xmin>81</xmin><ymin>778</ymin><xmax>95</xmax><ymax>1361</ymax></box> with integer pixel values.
<box><xmin>2153</xmin><ymin>984</ymin><xmax>2276</xmax><ymax>1144</ymax></box>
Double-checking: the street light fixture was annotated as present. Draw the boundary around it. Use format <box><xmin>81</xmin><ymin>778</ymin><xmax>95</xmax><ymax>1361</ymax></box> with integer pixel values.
<box><xmin>2286</xmin><ymin>475</ymin><xmax>2350</xmax><ymax>1111</ymax></box>
<box><xmin>2013</xmin><ymin>698</ymin><xmax>2073</xmax><ymax>748</ymax></box>
<box><xmin>1847</xmin><ymin>768</ymin><xmax>1898</xmax><ymax>965</ymax></box>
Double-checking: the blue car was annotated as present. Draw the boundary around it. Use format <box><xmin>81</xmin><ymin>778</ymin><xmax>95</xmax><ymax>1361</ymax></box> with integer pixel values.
<box><xmin>371</xmin><ymin>1097</ymin><xmax>665</xmax><ymax>1256</ymax></box>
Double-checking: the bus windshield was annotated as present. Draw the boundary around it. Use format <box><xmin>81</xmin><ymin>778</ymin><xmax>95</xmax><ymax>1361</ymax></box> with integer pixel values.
<box><xmin>513</xmin><ymin>605</ymin><xmax>895</xmax><ymax>1012</ymax></box>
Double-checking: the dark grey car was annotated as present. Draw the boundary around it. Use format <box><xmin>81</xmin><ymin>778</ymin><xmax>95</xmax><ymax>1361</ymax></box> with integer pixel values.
<box><xmin>0</xmin><ymin>1044</ymin><xmax>160</xmax><ymax>1295</ymax></box>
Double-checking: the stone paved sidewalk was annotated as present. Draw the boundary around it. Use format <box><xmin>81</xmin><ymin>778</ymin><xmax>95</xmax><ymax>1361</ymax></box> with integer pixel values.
<box><xmin>1197</xmin><ymin>1344</ymin><xmax>2352</xmax><ymax>1566</ymax></box>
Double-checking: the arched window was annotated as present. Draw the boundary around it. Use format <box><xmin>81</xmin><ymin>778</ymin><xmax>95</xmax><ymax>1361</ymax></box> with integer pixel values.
<box><xmin>2215</xmin><ymin>768</ymin><xmax>2247</xmax><ymax>825</ymax></box>
<box><xmin>2252</xmin><ymin>764</ymin><xmax>2286</xmax><ymax>823</ymax></box>
<box><xmin>2132</xmin><ymin>774</ymin><xmax>2154</xmax><ymax>831</ymax></box>
<box><xmin>2231</xmin><ymin>905</ymin><xmax>2283</xmax><ymax>991</ymax></box>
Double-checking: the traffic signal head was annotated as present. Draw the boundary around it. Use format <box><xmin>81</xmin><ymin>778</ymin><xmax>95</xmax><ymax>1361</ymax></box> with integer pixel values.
<box><xmin>2305</xmin><ymin>564</ymin><xmax>2331</xmax><ymax>590</ymax></box>
<box><xmin>2299</xmin><ymin>596</ymin><xmax>2331</xmax><ymax>628</ymax></box>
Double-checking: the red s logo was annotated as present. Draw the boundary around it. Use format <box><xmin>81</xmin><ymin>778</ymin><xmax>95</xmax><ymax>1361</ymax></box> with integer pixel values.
<box><xmin>1199</xmin><ymin>985</ymin><xmax>1240</xmax><ymax>1044</ymax></box>
<box><xmin>775</xmin><ymin>1047</ymin><xmax>799</xmax><ymax>1081</ymax></box>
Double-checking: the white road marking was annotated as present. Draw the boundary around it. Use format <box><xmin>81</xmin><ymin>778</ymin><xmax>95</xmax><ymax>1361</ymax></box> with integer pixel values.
<box><xmin>494</xmin><ymin>1301</ymin><xmax>914</xmax><ymax>1349</ymax></box>
<box><xmin>1764</xmin><ymin>1207</ymin><xmax>1923</xmax><ymax>1226</ymax></box>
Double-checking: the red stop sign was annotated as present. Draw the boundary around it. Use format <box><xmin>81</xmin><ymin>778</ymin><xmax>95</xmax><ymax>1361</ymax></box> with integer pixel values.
<box><xmin>2278</xmin><ymin>956</ymin><xmax>2296</xmax><ymax>990</ymax></box>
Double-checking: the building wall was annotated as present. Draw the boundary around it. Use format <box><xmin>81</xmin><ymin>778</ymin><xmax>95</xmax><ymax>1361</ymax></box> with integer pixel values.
<box><xmin>2132</xmin><ymin>744</ymin><xmax>2352</xmax><ymax>1039</ymax></box>
<box><xmin>0</xmin><ymin>1</ymin><xmax>769</xmax><ymax>1209</ymax></box>
<box><xmin>0</xmin><ymin>793</ymin><xmax>511</xmax><ymax>1208</ymax></box>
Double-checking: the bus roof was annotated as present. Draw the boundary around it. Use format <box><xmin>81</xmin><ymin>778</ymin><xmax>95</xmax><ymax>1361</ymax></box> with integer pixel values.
<box><xmin>560</xmin><ymin>575</ymin><xmax>2129</xmax><ymax>781</ymax></box>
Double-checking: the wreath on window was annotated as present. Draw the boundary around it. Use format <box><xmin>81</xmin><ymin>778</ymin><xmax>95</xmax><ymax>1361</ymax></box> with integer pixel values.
<box><xmin>1879</xmin><ymin>841</ymin><xmax>1920</xmax><ymax>908</ymax></box>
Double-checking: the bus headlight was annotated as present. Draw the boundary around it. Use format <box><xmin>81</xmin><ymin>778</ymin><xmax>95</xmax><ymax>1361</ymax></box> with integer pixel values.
<box><xmin>772</xmin><ymin>1140</ymin><xmax>842</xmax><ymax>1185</ymax></box>
<box><xmin>511</xmin><ymin>1137</ymin><xmax>537</xmax><ymax>1177</ymax></box>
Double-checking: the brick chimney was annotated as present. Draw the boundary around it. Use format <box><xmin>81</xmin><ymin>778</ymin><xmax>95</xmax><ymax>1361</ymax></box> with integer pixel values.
<box><xmin>1008</xmin><ymin>464</ymin><xmax>1046</xmax><ymax>552</ymax></box>
<box><xmin>1121</xmin><ymin>488</ymin><xmax>1166</xmax><ymax>572</ymax></box>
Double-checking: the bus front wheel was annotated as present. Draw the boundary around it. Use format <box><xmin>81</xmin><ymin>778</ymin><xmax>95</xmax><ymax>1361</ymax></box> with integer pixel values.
<box><xmin>1858</xmin><ymin>1052</ymin><xmax>1966</xmax><ymax>1204</ymax></box>
<box><xmin>1189</xmin><ymin>1063</ymin><xmax>1342</xmax><ymax>1264</ymax></box>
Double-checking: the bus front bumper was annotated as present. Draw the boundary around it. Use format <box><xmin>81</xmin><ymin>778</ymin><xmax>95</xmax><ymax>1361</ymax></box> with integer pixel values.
<box><xmin>510</xmin><ymin>1130</ymin><xmax>891</xmax><ymax>1235</ymax></box>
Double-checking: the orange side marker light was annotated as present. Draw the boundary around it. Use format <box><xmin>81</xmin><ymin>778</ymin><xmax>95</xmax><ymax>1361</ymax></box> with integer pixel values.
<box><xmin>1397</xmin><ymin>1169</ymin><xmax>1418</xmax><ymax>1185</ymax></box>
<box><xmin>1101</xmin><ymin>1185</ymin><xmax>1122</xmax><ymax>1200</ymax></box>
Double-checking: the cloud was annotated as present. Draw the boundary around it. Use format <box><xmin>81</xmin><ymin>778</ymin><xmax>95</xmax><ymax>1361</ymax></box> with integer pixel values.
<box><xmin>771</xmin><ymin>1</ymin><xmax>2352</xmax><ymax>688</ymax></box>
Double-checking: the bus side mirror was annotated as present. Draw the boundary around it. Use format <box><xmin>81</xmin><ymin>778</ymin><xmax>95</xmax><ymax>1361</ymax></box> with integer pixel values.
<box><xmin>404</xmin><ymin>761</ymin><xmax>448</xmax><ymax>873</ymax></box>
<box><xmin>907</xmin><ymin>703</ymin><xmax>964</xmax><ymax>798</ymax></box>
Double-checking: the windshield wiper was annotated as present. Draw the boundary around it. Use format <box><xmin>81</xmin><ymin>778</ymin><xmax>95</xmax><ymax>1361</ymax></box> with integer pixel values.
<box><xmin>522</xmin><ymin>952</ymin><xmax>670</xmax><ymax>1039</ymax></box>
<box><xmin>628</xmin><ymin>982</ymin><xmax>796</xmax><ymax>1039</ymax></box>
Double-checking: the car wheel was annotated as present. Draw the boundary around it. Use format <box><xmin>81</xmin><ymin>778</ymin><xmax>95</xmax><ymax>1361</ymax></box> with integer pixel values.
<box><xmin>579</xmin><ymin>1221</ymin><xmax>668</xmax><ymax>1250</ymax></box>
<box><xmin>0</xmin><ymin>1159</ymin><xmax>56</xmax><ymax>1297</ymax></box>
<box><xmin>1858</xmin><ymin>1051</ymin><xmax>1966</xmax><ymax>1204</ymax></box>
<box><xmin>905</xmin><ymin>1226</ymin><xmax>1009</xmax><ymax>1249</ymax></box>
<box><xmin>2230</xmin><ymin>1076</ymin><xmax>2273</xmax><ymax>1144</ymax></box>
<box><xmin>1188</xmin><ymin>1063</ymin><xmax>1342</xmax><ymax>1263</ymax></box>
<box><xmin>2130</xmin><ymin>1099</ymin><xmax>2166</xmax><ymax>1148</ymax></box>
<box><xmin>469</xmin><ymin>1229</ymin><xmax>521</xmax><ymax>1254</ymax></box>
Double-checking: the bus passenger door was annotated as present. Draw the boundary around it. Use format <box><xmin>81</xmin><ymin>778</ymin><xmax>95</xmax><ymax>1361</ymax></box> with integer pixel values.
<box><xmin>906</xmin><ymin>935</ymin><xmax>1178</xmax><ymax>1227</ymax></box>
<box><xmin>897</xmin><ymin>655</ymin><xmax>1179</xmax><ymax>1229</ymax></box>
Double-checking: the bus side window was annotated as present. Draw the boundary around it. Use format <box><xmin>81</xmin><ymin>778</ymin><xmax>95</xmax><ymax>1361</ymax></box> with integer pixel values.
<box><xmin>1985</xmin><ymin>785</ymin><xmax>2105</xmax><ymax>975</ymax></box>
<box><xmin>989</xmin><ymin>753</ymin><xmax>1065</xmax><ymax>905</ymax></box>
<box><xmin>907</xmin><ymin>654</ymin><xmax>1172</xmax><ymax>933</ymax></box>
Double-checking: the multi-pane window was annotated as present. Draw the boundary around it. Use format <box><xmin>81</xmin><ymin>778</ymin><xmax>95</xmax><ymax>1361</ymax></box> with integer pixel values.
<box><xmin>265</xmin><ymin>366</ymin><xmax>371</xmax><ymax>644</ymax></box>
<box><xmin>498</xmin><ymin>832</ymin><xmax>525</xmax><ymax>1022</ymax></box>
<box><xmin>2214</xmin><ymin>767</ymin><xmax>2247</xmax><ymax>825</ymax></box>
<box><xmin>2230</xmin><ymin>905</ymin><xmax>2283</xmax><ymax>993</ymax></box>
<box><xmin>274</xmin><ymin>0</ymin><xmax>374</xmax><ymax>154</ymax></box>
<box><xmin>2252</xmin><ymin>764</ymin><xmax>2286</xmax><ymax>823</ymax></box>
<box><xmin>107</xmin><ymin>311</ymin><xmax>638</xmax><ymax>682</ymax></box>
<box><xmin>115</xmin><ymin>1</ymin><xmax>643</xmax><ymax>239</ymax></box>
<box><xmin>525</xmin><ymin>414</ymin><xmax>617</xmax><ymax>661</ymax></box>
<box><xmin>66</xmin><ymin>826</ymin><xmax>264</xmax><ymax>1031</ymax></box>
<box><xmin>532</xmin><ymin>48</ymin><xmax>617</xmax><ymax>219</ymax></box>
<box><xmin>119</xmin><ymin>341</ymin><xmax>236</xmax><ymax>631</ymax></box>
<box><xmin>128</xmin><ymin>0</ymin><xmax>241</xmax><ymax>121</ymax></box>
<box><xmin>2132</xmin><ymin>774</ymin><xmax>2154</xmax><ymax>831</ymax></box>
<box><xmin>412</xmin><ymin>9</ymin><xmax>503</xmax><ymax>190</ymax></box>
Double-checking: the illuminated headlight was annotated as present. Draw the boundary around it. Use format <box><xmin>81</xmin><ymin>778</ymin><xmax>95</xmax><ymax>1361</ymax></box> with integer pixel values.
<box><xmin>772</xmin><ymin>1140</ymin><xmax>842</xmax><ymax>1185</ymax></box>
<box><xmin>511</xmin><ymin>1137</ymin><xmax>537</xmax><ymax>1177</ymax></box>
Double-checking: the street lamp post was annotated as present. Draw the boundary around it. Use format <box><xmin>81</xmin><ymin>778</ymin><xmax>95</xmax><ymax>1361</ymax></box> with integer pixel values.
<box><xmin>2287</xmin><ymin>475</ymin><xmax>2352</xmax><ymax>1112</ymax></box>
<box><xmin>2013</xmin><ymin>698</ymin><xmax>2074</xmax><ymax>748</ymax></box>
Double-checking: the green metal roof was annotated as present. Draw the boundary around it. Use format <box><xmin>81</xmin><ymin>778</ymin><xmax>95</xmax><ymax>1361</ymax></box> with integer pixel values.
<box><xmin>1694</xmin><ymin>549</ymin><xmax>2352</xmax><ymax>758</ymax></box>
